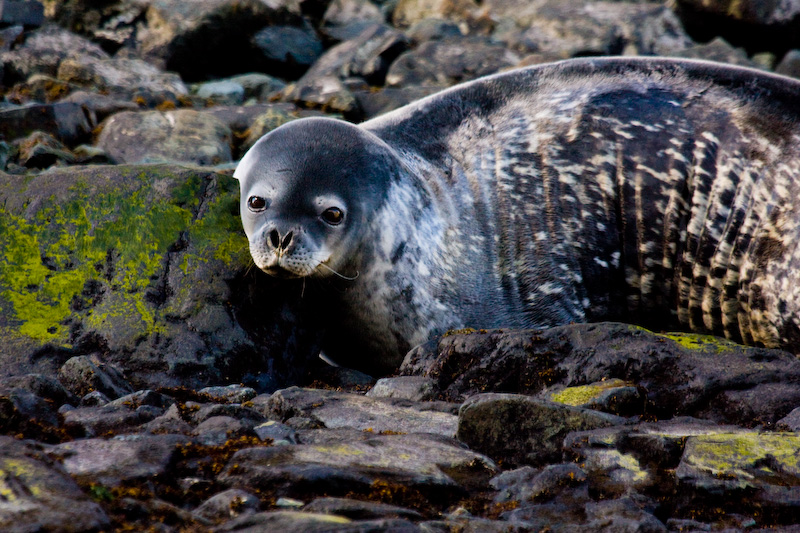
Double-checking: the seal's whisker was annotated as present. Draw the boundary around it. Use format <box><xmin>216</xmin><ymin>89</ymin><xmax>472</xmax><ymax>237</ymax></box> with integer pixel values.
<box><xmin>317</xmin><ymin>262</ymin><xmax>359</xmax><ymax>281</ymax></box>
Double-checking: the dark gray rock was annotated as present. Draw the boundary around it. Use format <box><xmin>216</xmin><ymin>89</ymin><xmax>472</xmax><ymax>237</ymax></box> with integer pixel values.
<box><xmin>79</xmin><ymin>390</ymin><xmax>111</xmax><ymax>406</ymax></box>
<box><xmin>196</xmin><ymin>80</ymin><xmax>246</xmax><ymax>106</ymax></box>
<box><xmin>0</xmin><ymin>386</ymin><xmax>60</xmax><ymax>440</ymax></box>
<box><xmin>15</xmin><ymin>130</ymin><xmax>75</xmax><ymax>168</ymax></box>
<box><xmin>58</xmin><ymin>355</ymin><xmax>133</xmax><ymax>399</ymax></box>
<box><xmin>214</xmin><ymin>511</ymin><xmax>421</xmax><ymax>532</ymax></box>
<box><xmin>777</xmin><ymin>49</ymin><xmax>800</xmax><ymax>78</ymax></box>
<box><xmin>402</xmin><ymin>323</ymin><xmax>800</xmax><ymax>427</ymax></box>
<box><xmin>56</xmin><ymin>56</ymin><xmax>189</xmax><ymax>101</ymax></box>
<box><xmin>546</xmin><ymin>378</ymin><xmax>645</xmax><ymax>417</ymax></box>
<box><xmin>61</xmin><ymin>404</ymin><xmax>161</xmax><ymax>437</ymax></box>
<box><xmin>218</xmin><ymin>433</ymin><xmax>497</xmax><ymax>501</ymax></box>
<box><xmin>1</xmin><ymin>25</ymin><xmax>108</xmax><ymax>83</ymax></box>
<box><xmin>195</xmin><ymin>488</ymin><xmax>261</xmax><ymax>521</ymax></box>
<box><xmin>199</xmin><ymin>384</ymin><xmax>258</xmax><ymax>404</ymax></box>
<box><xmin>60</xmin><ymin>90</ymin><xmax>140</xmax><ymax>128</ymax></box>
<box><xmin>191</xmin><ymin>403</ymin><xmax>267</xmax><ymax>427</ymax></box>
<box><xmin>263</xmin><ymin>386</ymin><xmax>459</xmax><ymax>436</ymax></box>
<box><xmin>392</xmin><ymin>0</ymin><xmax>478</xmax><ymax>28</ymax></box>
<box><xmin>490</xmin><ymin>1</ymin><xmax>693</xmax><ymax>59</ymax></box>
<box><xmin>0</xmin><ymin>436</ymin><xmax>111</xmax><ymax>532</ymax></box>
<box><xmin>288</xmin><ymin>23</ymin><xmax>408</xmax><ymax>115</ymax></box>
<box><xmin>253</xmin><ymin>420</ymin><xmax>298</xmax><ymax>444</ymax></box>
<box><xmin>776</xmin><ymin>406</ymin><xmax>800</xmax><ymax>431</ymax></box>
<box><xmin>227</xmin><ymin>73</ymin><xmax>287</xmax><ymax>100</ymax></box>
<box><xmin>142</xmin><ymin>402</ymin><xmax>194</xmax><ymax>435</ymax></box>
<box><xmin>352</xmin><ymin>84</ymin><xmax>440</xmax><ymax>119</ymax></box>
<box><xmin>108</xmin><ymin>389</ymin><xmax>174</xmax><ymax>409</ymax></box>
<box><xmin>135</xmin><ymin>0</ymin><xmax>302</xmax><ymax>81</ymax></box>
<box><xmin>584</xmin><ymin>497</ymin><xmax>667</xmax><ymax>532</ymax></box>
<box><xmin>96</xmin><ymin>109</ymin><xmax>232</xmax><ymax>165</ymax></box>
<box><xmin>385</xmin><ymin>38</ymin><xmax>520</xmax><ymax>87</ymax></box>
<box><xmin>405</xmin><ymin>18</ymin><xmax>462</xmax><ymax>43</ymax></box>
<box><xmin>457</xmin><ymin>393</ymin><xmax>625</xmax><ymax>467</ymax></box>
<box><xmin>366</xmin><ymin>376</ymin><xmax>436</xmax><ymax>401</ymax></box>
<box><xmin>322</xmin><ymin>0</ymin><xmax>384</xmax><ymax>34</ymax></box>
<box><xmin>51</xmin><ymin>433</ymin><xmax>188</xmax><ymax>486</ymax></box>
<box><xmin>0</xmin><ymin>101</ymin><xmax>91</xmax><ymax>144</ymax></box>
<box><xmin>673</xmin><ymin>0</ymin><xmax>800</xmax><ymax>52</ymax></box>
<box><xmin>0</xmin><ymin>24</ymin><xmax>23</xmax><ymax>52</ymax></box>
<box><xmin>303</xmin><ymin>496</ymin><xmax>423</xmax><ymax>520</ymax></box>
<box><xmin>194</xmin><ymin>415</ymin><xmax>251</xmax><ymax>446</ymax></box>
<box><xmin>252</xmin><ymin>24</ymin><xmax>323</xmax><ymax>77</ymax></box>
<box><xmin>0</xmin><ymin>1</ymin><xmax>44</xmax><ymax>28</ymax></box>
<box><xmin>1</xmin><ymin>372</ymin><xmax>76</xmax><ymax>406</ymax></box>
<box><xmin>667</xmin><ymin>36</ymin><xmax>762</xmax><ymax>69</ymax></box>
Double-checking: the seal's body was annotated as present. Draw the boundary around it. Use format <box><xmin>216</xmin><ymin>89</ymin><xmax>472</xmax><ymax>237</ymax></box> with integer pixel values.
<box><xmin>235</xmin><ymin>57</ymin><xmax>800</xmax><ymax>374</ymax></box>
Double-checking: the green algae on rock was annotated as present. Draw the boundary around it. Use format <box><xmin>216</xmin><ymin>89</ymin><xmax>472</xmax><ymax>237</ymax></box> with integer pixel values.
<box><xmin>0</xmin><ymin>164</ymin><xmax>320</xmax><ymax>390</ymax></box>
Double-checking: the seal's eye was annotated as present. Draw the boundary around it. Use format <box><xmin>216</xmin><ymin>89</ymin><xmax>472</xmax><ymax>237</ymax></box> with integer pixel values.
<box><xmin>321</xmin><ymin>207</ymin><xmax>344</xmax><ymax>226</ymax></box>
<box><xmin>247</xmin><ymin>196</ymin><xmax>268</xmax><ymax>212</ymax></box>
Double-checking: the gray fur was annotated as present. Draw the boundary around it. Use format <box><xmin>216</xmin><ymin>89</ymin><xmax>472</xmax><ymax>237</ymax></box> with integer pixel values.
<box><xmin>236</xmin><ymin>57</ymin><xmax>800</xmax><ymax>374</ymax></box>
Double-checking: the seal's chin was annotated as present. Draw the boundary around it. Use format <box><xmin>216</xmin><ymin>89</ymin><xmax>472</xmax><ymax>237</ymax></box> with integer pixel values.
<box><xmin>259</xmin><ymin>266</ymin><xmax>305</xmax><ymax>279</ymax></box>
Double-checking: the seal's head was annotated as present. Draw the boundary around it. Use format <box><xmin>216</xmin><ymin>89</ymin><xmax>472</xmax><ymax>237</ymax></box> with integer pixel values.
<box><xmin>234</xmin><ymin>117</ymin><xmax>399</xmax><ymax>279</ymax></box>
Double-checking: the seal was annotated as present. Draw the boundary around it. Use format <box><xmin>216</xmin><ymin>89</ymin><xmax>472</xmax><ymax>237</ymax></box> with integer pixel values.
<box><xmin>235</xmin><ymin>56</ymin><xmax>800</xmax><ymax>375</ymax></box>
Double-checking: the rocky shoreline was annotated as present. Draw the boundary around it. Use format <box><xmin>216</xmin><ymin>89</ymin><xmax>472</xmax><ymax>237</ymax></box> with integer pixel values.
<box><xmin>1</xmin><ymin>0</ymin><xmax>800</xmax><ymax>531</ymax></box>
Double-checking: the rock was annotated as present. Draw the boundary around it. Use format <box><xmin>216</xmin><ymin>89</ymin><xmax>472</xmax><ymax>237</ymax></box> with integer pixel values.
<box><xmin>191</xmin><ymin>403</ymin><xmax>268</xmax><ymax>427</ymax></box>
<box><xmin>96</xmin><ymin>109</ymin><xmax>232</xmax><ymax>165</ymax></box>
<box><xmin>672</xmin><ymin>0</ymin><xmax>800</xmax><ymax>52</ymax></box>
<box><xmin>0</xmin><ymin>373</ymin><xmax>76</xmax><ymax>405</ymax></box>
<box><xmin>0</xmin><ymin>101</ymin><xmax>91</xmax><ymax>144</ymax></box>
<box><xmin>213</xmin><ymin>511</ymin><xmax>421</xmax><ymax>532</ymax></box>
<box><xmin>195</xmin><ymin>488</ymin><xmax>261</xmax><ymax>521</ymax></box>
<box><xmin>386</xmin><ymin>37</ymin><xmax>520</xmax><ymax>87</ymax></box>
<box><xmin>142</xmin><ymin>403</ymin><xmax>194</xmax><ymax>435</ymax></box>
<box><xmin>776</xmin><ymin>407</ymin><xmax>800</xmax><ymax>431</ymax></box>
<box><xmin>79</xmin><ymin>390</ymin><xmax>110</xmax><ymax>406</ymax></box>
<box><xmin>777</xmin><ymin>49</ymin><xmax>800</xmax><ymax>78</ymax></box>
<box><xmin>0</xmin><ymin>164</ymin><xmax>321</xmax><ymax>392</ymax></box>
<box><xmin>402</xmin><ymin>323</ymin><xmax>800</xmax><ymax>427</ymax></box>
<box><xmin>0</xmin><ymin>24</ymin><xmax>23</xmax><ymax>52</ymax></box>
<box><xmin>392</xmin><ymin>0</ymin><xmax>478</xmax><ymax>27</ymax></box>
<box><xmin>490</xmin><ymin>0</ymin><xmax>693</xmax><ymax>58</ymax></box>
<box><xmin>15</xmin><ymin>130</ymin><xmax>75</xmax><ymax>168</ymax></box>
<box><xmin>584</xmin><ymin>497</ymin><xmax>667</xmax><ymax>532</ymax></box>
<box><xmin>200</xmin><ymin>384</ymin><xmax>258</xmax><ymax>404</ymax></box>
<box><xmin>291</xmin><ymin>22</ymin><xmax>408</xmax><ymax>95</ymax></box>
<box><xmin>0</xmin><ymin>1</ymin><xmax>44</xmax><ymax>28</ymax></box>
<box><xmin>56</xmin><ymin>56</ymin><xmax>189</xmax><ymax>101</ymax></box>
<box><xmin>0</xmin><ymin>386</ymin><xmax>60</xmax><ymax>440</ymax></box>
<box><xmin>218</xmin><ymin>433</ymin><xmax>497</xmax><ymax>501</ymax></box>
<box><xmin>58</xmin><ymin>355</ymin><xmax>133</xmax><ymax>399</ymax></box>
<box><xmin>60</xmin><ymin>90</ymin><xmax>140</xmax><ymax>127</ymax></box>
<box><xmin>0</xmin><ymin>436</ymin><xmax>110</xmax><ymax>532</ymax></box>
<box><xmin>251</xmin><ymin>24</ymin><xmax>323</xmax><ymax>78</ymax></box>
<box><xmin>321</xmin><ymin>0</ymin><xmax>384</xmax><ymax>35</ymax></box>
<box><xmin>136</xmin><ymin>0</ymin><xmax>302</xmax><ymax>81</ymax></box>
<box><xmin>366</xmin><ymin>376</ymin><xmax>435</xmax><ymax>401</ymax></box>
<box><xmin>303</xmin><ymin>497</ymin><xmax>423</xmax><ymax>520</ymax></box>
<box><xmin>194</xmin><ymin>415</ymin><xmax>251</xmax><ymax>446</ymax></box>
<box><xmin>61</xmin><ymin>404</ymin><xmax>161</xmax><ymax>437</ymax></box>
<box><xmin>51</xmin><ymin>433</ymin><xmax>188</xmax><ymax>486</ymax></box>
<box><xmin>1</xmin><ymin>25</ymin><xmax>108</xmax><ymax>84</ymax></box>
<box><xmin>108</xmin><ymin>389</ymin><xmax>174</xmax><ymax>409</ymax></box>
<box><xmin>676</xmin><ymin>432</ymin><xmax>800</xmax><ymax>521</ymax></box>
<box><xmin>405</xmin><ymin>18</ymin><xmax>462</xmax><ymax>43</ymax></box>
<box><xmin>547</xmin><ymin>378</ymin><xmax>644</xmax><ymax>417</ymax></box>
<box><xmin>228</xmin><ymin>72</ymin><xmax>287</xmax><ymax>100</ymax></box>
<box><xmin>6</xmin><ymin>73</ymin><xmax>74</xmax><ymax>104</ymax></box>
<box><xmin>253</xmin><ymin>420</ymin><xmax>298</xmax><ymax>444</ymax></box>
<box><xmin>667</xmin><ymin>36</ymin><xmax>762</xmax><ymax>69</ymax></box>
<box><xmin>352</xmin><ymin>85</ymin><xmax>440</xmax><ymax>119</ymax></box>
<box><xmin>196</xmin><ymin>80</ymin><xmax>246</xmax><ymax>106</ymax></box>
<box><xmin>457</xmin><ymin>393</ymin><xmax>625</xmax><ymax>467</ymax></box>
<box><xmin>263</xmin><ymin>386</ymin><xmax>459</xmax><ymax>436</ymax></box>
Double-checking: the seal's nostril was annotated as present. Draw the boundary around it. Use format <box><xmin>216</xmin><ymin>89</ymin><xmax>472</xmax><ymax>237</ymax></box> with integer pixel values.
<box><xmin>269</xmin><ymin>229</ymin><xmax>280</xmax><ymax>249</ymax></box>
<box><xmin>282</xmin><ymin>231</ymin><xmax>294</xmax><ymax>249</ymax></box>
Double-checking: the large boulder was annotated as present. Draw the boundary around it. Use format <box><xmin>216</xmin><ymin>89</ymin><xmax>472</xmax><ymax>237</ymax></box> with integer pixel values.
<box><xmin>0</xmin><ymin>164</ymin><xmax>321</xmax><ymax>391</ymax></box>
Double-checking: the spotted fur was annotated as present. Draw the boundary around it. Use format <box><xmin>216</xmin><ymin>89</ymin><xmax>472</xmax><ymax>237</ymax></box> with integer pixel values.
<box><xmin>236</xmin><ymin>57</ymin><xmax>800</xmax><ymax>374</ymax></box>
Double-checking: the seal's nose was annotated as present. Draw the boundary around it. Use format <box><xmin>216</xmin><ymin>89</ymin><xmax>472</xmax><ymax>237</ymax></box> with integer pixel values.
<box><xmin>269</xmin><ymin>229</ymin><xmax>294</xmax><ymax>251</ymax></box>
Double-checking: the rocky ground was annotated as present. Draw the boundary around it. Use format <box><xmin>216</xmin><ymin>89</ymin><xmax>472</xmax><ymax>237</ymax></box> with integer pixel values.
<box><xmin>1</xmin><ymin>0</ymin><xmax>800</xmax><ymax>531</ymax></box>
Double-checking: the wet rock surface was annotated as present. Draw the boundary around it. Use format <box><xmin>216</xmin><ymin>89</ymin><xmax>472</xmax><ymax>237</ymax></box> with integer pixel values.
<box><xmin>1</xmin><ymin>0</ymin><xmax>800</xmax><ymax>531</ymax></box>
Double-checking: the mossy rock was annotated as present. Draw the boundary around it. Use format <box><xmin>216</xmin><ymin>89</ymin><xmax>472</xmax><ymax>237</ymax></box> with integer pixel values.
<box><xmin>0</xmin><ymin>164</ymin><xmax>320</xmax><ymax>391</ymax></box>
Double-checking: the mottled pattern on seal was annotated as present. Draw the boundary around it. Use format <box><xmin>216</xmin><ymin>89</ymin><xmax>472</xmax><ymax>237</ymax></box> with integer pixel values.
<box><xmin>237</xmin><ymin>57</ymin><xmax>800</xmax><ymax>373</ymax></box>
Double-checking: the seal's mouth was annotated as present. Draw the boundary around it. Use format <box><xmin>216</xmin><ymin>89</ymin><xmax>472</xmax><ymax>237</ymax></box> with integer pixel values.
<box><xmin>260</xmin><ymin>265</ymin><xmax>305</xmax><ymax>279</ymax></box>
